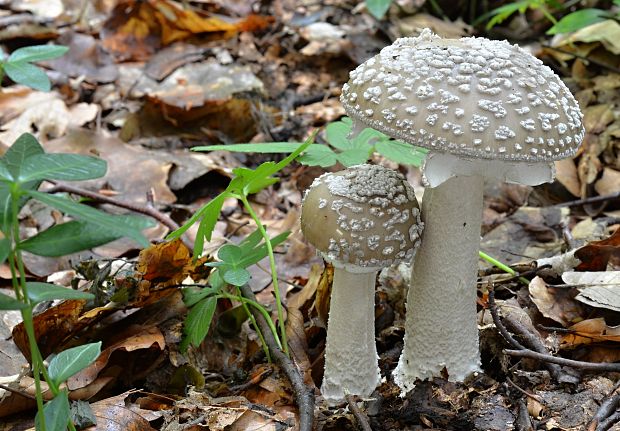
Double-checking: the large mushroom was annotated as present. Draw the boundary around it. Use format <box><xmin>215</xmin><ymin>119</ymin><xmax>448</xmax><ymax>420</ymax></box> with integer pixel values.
<box><xmin>340</xmin><ymin>29</ymin><xmax>584</xmax><ymax>391</ymax></box>
<box><xmin>301</xmin><ymin>164</ymin><xmax>423</xmax><ymax>403</ymax></box>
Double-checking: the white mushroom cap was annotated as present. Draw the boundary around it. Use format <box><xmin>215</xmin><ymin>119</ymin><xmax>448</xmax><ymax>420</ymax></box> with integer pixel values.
<box><xmin>340</xmin><ymin>29</ymin><xmax>585</xmax><ymax>165</ymax></box>
<box><xmin>301</xmin><ymin>164</ymin><xmax>423</xmax><ymax>272</ymax></box>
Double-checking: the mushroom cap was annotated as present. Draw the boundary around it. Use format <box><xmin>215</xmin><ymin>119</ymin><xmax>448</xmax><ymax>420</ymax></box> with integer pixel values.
<box><xmin>340</xmin><ymin>29</ymin><xmax>584</xmax><ymax>162</ymax></box>
<box><xmin>301</xmin><ymin>164</ymin><xmax>423</xmax><ymax>271</ymax></box>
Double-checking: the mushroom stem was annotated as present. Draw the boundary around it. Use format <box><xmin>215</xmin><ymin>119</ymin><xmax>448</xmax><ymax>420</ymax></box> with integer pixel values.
<box><xmin>394</xmin><ymin>175</ymin><xmax>483</xmax><ymax>392</ymax></box>
<box><xmin>322</xmin><ymin>267</ymin><xmax>381</xmax><ymax>403</ymax></box>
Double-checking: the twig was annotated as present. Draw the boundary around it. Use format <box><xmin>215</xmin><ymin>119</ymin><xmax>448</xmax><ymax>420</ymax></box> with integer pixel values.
<box><xmin>46</xmin><ymin>180</ymin><xmax>180</xmax><ymax>233</ymax></box>
<box><xmin>488</xmin><ymin>287</ymin><xmax>579</xmax><ymax>384</ymax></box>
<box><xmin>504</xmin><ymin>350</ymin><xmax>620</xmax><ymax>372</ymax></box>
<box><xmin>554</xmin><ymin>190</ymin><xmax>620</xmax><ymax>208</ymax></box>
<box><xmin>0</xmin><ymin>383</ymin><xmax>37</xmax><ymax>400</ymax></box>
<box><xmin>596</xmin><ymin>411</ymin><xmax>620</xmax><ymax>431</ymax></box>
<box><xmin>345</xmin><ymin>395</ymin><xmax>373</xmax><ymax>431</ymax></box>
<box><xmin>506</xmin><ymin>377</ymin><xmax>544</xmax><ymax>404</ymax></box>
<box><xmin>515</xmin><ymin>398</ymin><xmax>534</xmax><ymax>431</ymax></box>
<box><xmin>587</xmin><ymin>380</ymin><xmax>620</xmax><ymax>431</ymax></box>
<box><xmin>238</xmin><ymin>284</ymin><xmax>314</xmax><ymax>431</ymax></box>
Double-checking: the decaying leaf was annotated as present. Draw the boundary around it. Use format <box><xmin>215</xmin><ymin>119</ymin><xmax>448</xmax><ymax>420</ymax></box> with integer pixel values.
<box><xmin>562</xmin><ymin>317</ymin><xmax>620</xmax><ymax>347</ymax></box>
<box><xmin>528</xmin><ymin>276</ymin><xmax>584</xmax><ymax>327</ymax></box>
<box><xmin>562</xmin><ymin>271</ymin><xmax>620</xmax><ymax>312</ymax></box>
<box><xmin>575</xmin><ymin>228</ymin><xmax>620</xmax><ymax>271</ymax></box>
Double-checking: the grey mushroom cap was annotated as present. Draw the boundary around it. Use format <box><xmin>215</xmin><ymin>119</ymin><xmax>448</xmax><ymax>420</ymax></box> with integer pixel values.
<box><xmin>301</xmin><ymin>164</ymin><xmax>423</xmax><ymax>271</ymax></box>
<box><xmin>340</xmin><ymin>29</ymin><xmax>585</xmax><ymax>162</ymax></box>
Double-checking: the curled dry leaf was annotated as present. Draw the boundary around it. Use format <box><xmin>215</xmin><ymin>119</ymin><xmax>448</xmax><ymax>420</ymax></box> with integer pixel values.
<box><xmin>562</xmin><ymin>271</ymin><xmax>620</xmax><ymax>312</ymax></box>
<box><xmin>528</xmin><ymin>276</ymin><xmax>584</xmax><ymax>327</ymax></box>
<box><xmin>562</xmin><ymin>317</ymin><xmax>620</xmax><ymax>347</ymax></box>
<box><xmin>575</xmin><ymin>227</ymin><xmax>620</xmax><ymax>271</ymax></box>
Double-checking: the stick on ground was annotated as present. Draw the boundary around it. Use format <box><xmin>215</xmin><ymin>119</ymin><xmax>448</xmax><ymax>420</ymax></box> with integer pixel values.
<box><xmin>238</xmin><ymin>284</ymin><xmax>315</xmax><ymax>431</ymax></box>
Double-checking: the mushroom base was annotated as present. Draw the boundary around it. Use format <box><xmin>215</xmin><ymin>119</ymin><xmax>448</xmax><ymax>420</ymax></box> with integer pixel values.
<box><xmin>321</xmin><ymin>268</ymin><xmax>381</xmax><ymax>403</ymax></box>
<box><xmin>394</xmin><ymin>175</ymin><xmax>482</xmax><ymax>393</ymax></box>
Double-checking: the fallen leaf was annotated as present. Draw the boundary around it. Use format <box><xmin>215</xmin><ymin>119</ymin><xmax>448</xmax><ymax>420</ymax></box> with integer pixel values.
<box><xmin>562</xmin><ymin>271</ymin><xmax>620</xmax><ymax>312</ymax></box>
<box><xmin>575</xmin><ymin>228</ymin><xmax>620</xmax><ymax>271</ymax></box>
<box><xmin>562</xmin><ymin>317</ymin><xmax>620</xmax><ymax>347</ymax></box>
<box><xmin>528</xmin><ymin>276</ymin><xmax>584</xmax><ymax>327</ymax></box>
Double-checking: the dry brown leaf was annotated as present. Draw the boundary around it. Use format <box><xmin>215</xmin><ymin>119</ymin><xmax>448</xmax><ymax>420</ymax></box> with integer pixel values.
<box><xmin>528</xmin><ymin>276</ymin><xmax>584</xmax><ymax>327</ymax></box>
<box><xmin>562</xmin><ymin>317</ymin><xmax>620</xmax><ymax>347</ymax></box>
<box><xmin>595</xmin><ymin>167</ymin><xmax>620</xmax><ymax>196</ymax></box>
<box><xmin>554</xmin><ymin>158</ymin><xmax>581</xmax><ymax>197</ymax></box>
<box><xmin>136</xmin><ymin>239</ymin><xmax>191</xmax><ymax>286</ymax></box>
<box><xmin>575</xmin><ymin>228</ymin><xmax>620</xmax><ymax>271</ymax></box>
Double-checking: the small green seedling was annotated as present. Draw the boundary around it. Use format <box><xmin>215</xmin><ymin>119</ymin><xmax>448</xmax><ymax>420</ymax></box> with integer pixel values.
<box><xmin>0</xmin><ymin>133</ymin><xmax>152</xmax><ymax>431</ymax></box>
<box><xmin>0</xmin><ymin>45</ymin><xmax>68</xmax><ymax>91</ymax></box>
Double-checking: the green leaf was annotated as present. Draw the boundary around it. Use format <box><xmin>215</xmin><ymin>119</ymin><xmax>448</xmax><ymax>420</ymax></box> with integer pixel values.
<box><xmin>3</xmin><ymin>133</ymin><xmax>44</xmax><ymax>179</ymax></box>
<box><xmin>26</xmin><ymin>191</ymin><xmax>150</xmax><ymax>247</ymax></box>
<box><xmin>18</xmin><ymin>154</ymin><xmax>107</xmax><ymax>182</ymax></box>
<box><xmin>8</xmin><ymin>45</ymin><xmax>68</xmax><ymax>63</ymax></box>
<box><xmin>167</xmin><ymin>193</ymin><xmax>227</xmax><ymax>243</ymax></box>
<box><xmin>336</xmin><ymin>147</ymin><xmax>372</xmax><ymax>167</ymax></box>
<box><xmin>20</xmin><ymin>216</ymin><xmax>154</xmax><ymax>257</ymax></box>
<box><xmin>376</xmin><ymin>140</ymin><xmax>429</xmax><ymax>167</ymax></box>
<box><xmin>485</xmin><ymin>0</ymin><xmax>531</xmax><ymax>29</ymax></box>
<box><xmin>182</xmin><ymin>286</ymin><xmax>215</xmax><ymax>308</ymax></box>
<box><xmin>547</xmin><ymin>9</ymin><xmax>609</xmax><ymax>34</ymax></box>
<box><xmin>222</xmin><ymin>267</ymin><xmax>251</xmax><ymax>286</ymax></box>
<box><xmin>238</xmin><ymin>231</ymin><xmax>290</xmax><ymax>267</ymax></box>
<box><xmin>0</xmin><ymin>237</ymin><xmax>9</xmax><ymax>265</ymax></box>
<box><xmin>218</xmin><ymin>244</ymin><xmax>244</xmax><ymax>265</ymax></box>
<box><xmin>4</xmin><ymin>61</ymin><xmax>51</xmax><ymax>92</ymax></box>
<box><xmin>35</xmin><ymin>391</ymin><xmax>70</xmax><ymax>431</ymax></box>
<box><xmin>297</xmin><ymin>145</ymin><xmax>338</xmax><ymax>167</ymax></box>
<box><xmin>48</xmin><ymin>342</ymin><xmax>101</xmax><ymax>386</ymax></box>
<box><xmin>366</xmin><ymin>0</ymin><xmax>392</xmax><ymax>19</ymax></box>
<box><xmin>180</xmin><ymin>296</ymin><xmax>218</xmax><ymax>351</ymax></box>
<box><xmin>0</xmin><ymin>161</ymin><xmax>13</xmax><ymax>181</ymax></box>
<box><xmin>26</xmin><ymin>282</ymin><xmax>94</xmax><ymax>304</ymax></box>
<box><xmin>0</xmin><ymin>292</ymin><xmax>27</xmax><ymax>310</ymax></box>
<box><xmin>326</xmin><ymin>121</ymin><xmax>354</xmax><ymax>150</ymax></box>
<box><xmin>193</xmin><ymin>142</ymin><xmax>305</xmax><ymax>153</ymax></box>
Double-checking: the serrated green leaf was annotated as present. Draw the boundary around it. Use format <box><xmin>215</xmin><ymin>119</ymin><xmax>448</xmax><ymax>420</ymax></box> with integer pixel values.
<box><xmin>0</xmin><ymin>292</ymin><xmax>27</xmax><ymax>310</ymax></box>
<box><xmin>48</xmin><ymin>342</ymin><xmax>101</xmax><ymax>386</ymax></box>
<box><xmin>167</xmin><ymin>193</ymin><xmax>227</xmax><ymax>242</ymax></box>
<box><xmin>366</xmin><ymin>0</ymin><xmax>392</xmax><ymax>19</ymax></box>
<box><xmin>222</xmin><ymin>267</ymin><xmax>250</xmax><ymax>286</ymax></box>
<box><xmin>4</xmin><ymin>61</ymin><xmax>51</xmax><ymax>91</ymax></box>
<box><xmin>26</xmin><ymin>282</ymin><xmax>94</xmax><ymax>304</ymax></box>
<box><xmin>35</xmin><ymin>391</ymin><xmax>70</xmax><ymax>431</ymax></box>
<box><xmin>297</xmin><ymin>145</ymin><xmax>338</xmax><ymax>167</ymax></box>
<box><xmin>26</xmin><ymin>191</ymin><xmax>149</xmax><ymax>247</ymax></box>
<box><xmin>19</xmin><ymin>216</ymin><xmax>154</xmax><ymax>257</ymax></box>
<box><xmin>8</xmin><ymin>45</ymin><xmax>68</xmax><ymax>63</ymax></box>
<box><xmin>238</xmin><ymin>231</ymin><xmax>290</xmax><ymax>267</ymax></box>
<box><xmin>547</xmin><ymin>9</ymin><xmax>609</xmax><ymax>35</ymax></box>
<box><xmin>180</xmin><ymin>296</ymin><xmax>218</xmax><ymax>351</ymax></box>
<box><xmin>376</xmin><ymin>140</ymin><xmax>428</xmax><ymax>167</ymax></box>
<box><xmin>326</xmin><ymin>121</ymin><xmax>353</xmax><ymax>150</ymax></box>
<box><xmin>336</xmin><ymin>147</ymin><xmax>372</xmax><ymax>167</ymax></box>
<box><xmin>18</xmin><ymin>154</ymin><xmax>107</xmax><ymax>182</ymax></box>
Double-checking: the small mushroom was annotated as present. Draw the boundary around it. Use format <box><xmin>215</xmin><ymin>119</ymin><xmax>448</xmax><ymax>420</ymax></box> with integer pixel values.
<box><xmin>340</xmin><ymin>29</ymin><xmax>584</xmax><ymax>391</ymax></box>
<box><xmin>301</xmin><ymin>164</ymin><xmax>423</xmax><ymax>403</ymax></box>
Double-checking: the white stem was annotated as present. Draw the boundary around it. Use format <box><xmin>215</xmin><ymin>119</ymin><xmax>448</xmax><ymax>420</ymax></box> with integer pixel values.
<box><xmin>321</xmin><ymin>268</ymin><xmax>380</xmax><ymax>403</ymax></box>
<box><xmin>394</xmin><ymin>175</ymin><xmax>483</xmax><ymax>393</ymax></box>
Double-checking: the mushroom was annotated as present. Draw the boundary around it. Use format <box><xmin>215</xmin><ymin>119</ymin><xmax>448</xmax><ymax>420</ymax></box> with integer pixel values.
<box><xmin>301</xmin><ymin>164</ymin><xmax>423</xmax><ymax>403</ymax></box>
<box><xmin>340</xmin><ymin>29</ymin><xmax>584</xmax><ymax>391</ymax></box>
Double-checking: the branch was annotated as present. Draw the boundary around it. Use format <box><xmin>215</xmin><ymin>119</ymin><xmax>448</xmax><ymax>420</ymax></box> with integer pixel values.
<box><xmin>238</xmin><ymin>284</ymin><xmax>314</xmax><ymax>431</ymax></box>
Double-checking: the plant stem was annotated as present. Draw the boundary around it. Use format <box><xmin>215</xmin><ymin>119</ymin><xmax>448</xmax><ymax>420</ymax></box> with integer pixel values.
<box><xmin>238</xmin><ymin>195</ymin><xmax>289</xmax><ymax>355</ymax></box>
<box><xmin>219</xmin><ymin>291</ymin><xmax>282</xmax><ymax>350</ymax></box>
<box><xmin>478</xmin><ymin>250</ymin><xmax>530</xmax><ymax>285</ymax></box>
<box><xmin>9</xmin><ymin>186</ymin><xmax>46</xmax><ymax>431</ymax></box>
<box><xmin>233</xmin><ymin>286</ymin><xmax>271</xmax><ymax>363</ymax></box>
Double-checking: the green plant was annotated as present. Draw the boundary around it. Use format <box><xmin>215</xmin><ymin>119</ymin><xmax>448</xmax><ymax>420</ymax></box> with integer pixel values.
<box><xmin>484</xmin><ymin>0</ymin><xmax>620</xmax><ymax>35</ymax></box>
<box><xmin>0</xmin><ymin>133</ymin><xmax>153</xmax><ymax>431</ymax></box>
<box><xmin>168</xmin><ymin>135</ymin><xmax>315</xmax><ymax>356</ymax></box>
<box><xmin>0</xmin><ymin>45</ymin><xmax>68</xmax><ymax>91</ymax></box>
<box><xmin>199</xmin><ymin>117</ymin><xmax>428</xmax><ymax>168</ymax></box>
<box><xmin>366</xmin><ymin>0</ymin><xmax>394</xmax><ymax>18</ymax></box>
